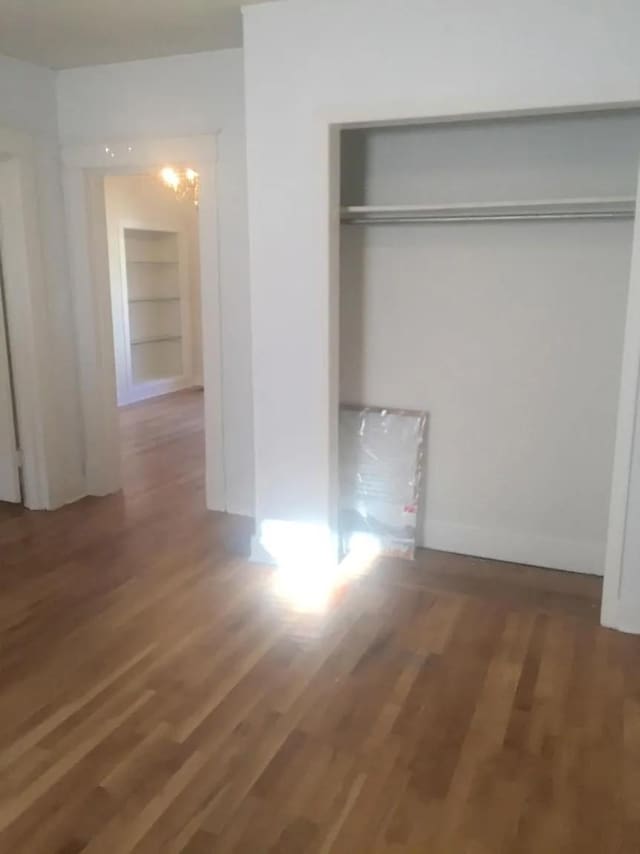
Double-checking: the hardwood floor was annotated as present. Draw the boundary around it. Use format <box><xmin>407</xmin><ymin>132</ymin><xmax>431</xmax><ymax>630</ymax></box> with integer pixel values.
<box><xmin>0</xmin><ymin>388</ymin><xmax>638</xmax><ymax>852</ymax></box>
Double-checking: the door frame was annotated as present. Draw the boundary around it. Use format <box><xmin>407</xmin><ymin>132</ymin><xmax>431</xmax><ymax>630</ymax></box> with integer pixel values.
<box><xmin>61</xmin><ymin>135</ymin><xmax>226</xmax><ymax>510</ymax></box>
<box><xmin>0</xmin><ymin>128</ymin><xmax>52</xmax><ymax>509</ymax></box>
<box><xmin>0</xmin><ymin>226</ymin><xmax>22</xmax><ymax>503</ymax></box>
<box><xmin>602</xmin><ymin>166</ymin><xmax>640</xmax><ymax>631</ymax></box>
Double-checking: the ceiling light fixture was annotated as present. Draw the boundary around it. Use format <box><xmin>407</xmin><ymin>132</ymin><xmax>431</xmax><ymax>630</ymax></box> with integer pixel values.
<box><xmin>159</xmin><ymin>165</ymin><xmax>199</xmax><ymax>206</ymax></box>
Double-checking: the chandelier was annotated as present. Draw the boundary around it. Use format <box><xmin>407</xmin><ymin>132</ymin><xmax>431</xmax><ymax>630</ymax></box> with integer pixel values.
<box><xmin>159</xmin><ymin>166</ymin><xmax>200</xmax><ymax>206</ymax></box>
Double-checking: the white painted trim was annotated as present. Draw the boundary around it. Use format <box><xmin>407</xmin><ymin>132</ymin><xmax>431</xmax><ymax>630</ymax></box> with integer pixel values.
<box><xmin>118</xmin><ymin>378</ymin><xmax>194</xmax><ymax>407</ymax></box>
<box><xmin>0</xmin><ymin>206</ymin><xmax>21</xmax><ymax>503</ymax></box>
<box><xmin>609</xmin><ymin>605</ymin><xmax>640</xmax><ymax>635</ymax></box>
<box><xmin>250</xmin><ymin>534</ymin><xmax>274</xmax><ymax>565</ymax></box>
<box><xmin>318</xmin><ymin>102</ymin><xmax>640</xmax><ymax>134</ymax></box>
<box><xmin>0</xmin><ymin>131</ymin><xmax>52</xmax><ymax>509</ymax></box>
<box><xmin>62</xmin><ymin>167</ymin><xmax>120</xmax><ymax>496</ymax></box>
<box><xmin>61</xmin><ymin>136</ymin><xmax>226</xmax><ymax>511</ymax></box>
<box><xmin>425</xmin><ymin>521</ymin><xmax>604</xmax><ymax>577</ymax></box>
<box><xmin>197</xmin><ymin>154</ymin><xmax>226</xmax><ymax>511</ymax></box>
<box><xmin>602</xmin><ymin>163</ymin><xmax>640</xmax><ymax>631</ymax></box>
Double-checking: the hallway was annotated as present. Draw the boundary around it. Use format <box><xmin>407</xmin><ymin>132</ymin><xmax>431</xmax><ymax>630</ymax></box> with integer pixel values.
<box><xmin>118</xmin><ymin>388</ymin><xmax>206</xmax><ymax>498</ymax></box>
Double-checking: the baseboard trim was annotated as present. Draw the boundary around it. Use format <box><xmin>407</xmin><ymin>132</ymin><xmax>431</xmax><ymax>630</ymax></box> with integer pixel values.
<box><xmin>422</xmin><ymin>520</ymin><xmax>605</xmax><ymax>576</ymax></box>
<box><xmin>601</xmin><ymin>597</ymin><xmax>640</xmax><ymax>635</ymax></box>
<box><xmin>250</xmin><ymin>535</ymin><xmax>275</xmax><ymax>565</ymax></box>
<box><xmin>248</xmin><ymin>519</ymin><xmax>605</xmax><ymax>577</ymax></box>
<box><xmin>119</xmin><ymin>377</ymin><xmax>192</xmax><ymax>406</ymax></box>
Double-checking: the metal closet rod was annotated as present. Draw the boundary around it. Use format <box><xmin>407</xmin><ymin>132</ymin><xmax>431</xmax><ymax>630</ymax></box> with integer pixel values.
<box><xmin>342</xmin><ymin>210</ymin><xmax>635</xmax><ymax>224</ymax></box>
<box><xmin>340</xmin><ymin>197</ymin><xmax>636</xmax><ymax>225</ymax></box>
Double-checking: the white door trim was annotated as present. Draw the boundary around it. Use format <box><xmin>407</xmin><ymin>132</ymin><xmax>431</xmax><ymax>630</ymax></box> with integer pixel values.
<box><xmin>602</xmin><ymin>161</ymin><xmax>640</xmax><ymax>632</ymax></box>
<box><xmin>0</xmin><ymin>229</ymin><xmax>21</xmax><ymax>503</ymax></box>
<box><xmin>0</xmin><ymin>129</ymin><xmax>52</xmax><ymax>509</ymax></box>
<box><xmin>61</xmin><ymin>135</ymin><xmax>226</xmax><ymax>510</ymax></box>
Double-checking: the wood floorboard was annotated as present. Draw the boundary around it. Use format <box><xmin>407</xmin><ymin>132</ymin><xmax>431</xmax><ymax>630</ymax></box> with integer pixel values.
<box><xmin>0</xmin><ymin>388</ymin><xmax>637</xmax><ymax>852</ymax></box>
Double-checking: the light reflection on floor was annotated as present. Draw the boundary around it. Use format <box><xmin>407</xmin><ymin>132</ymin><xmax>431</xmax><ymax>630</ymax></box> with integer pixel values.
<box><xmin>264</xmin><ymin>525</ymin><xmax>381</xmax><ymax>615</ymax></box>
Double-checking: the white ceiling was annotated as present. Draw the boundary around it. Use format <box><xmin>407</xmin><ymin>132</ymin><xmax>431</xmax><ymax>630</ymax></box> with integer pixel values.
<box><xmin>0</xmin><ymin>0</ymin><xmax>269</xmax><ymax>69</ymax></box>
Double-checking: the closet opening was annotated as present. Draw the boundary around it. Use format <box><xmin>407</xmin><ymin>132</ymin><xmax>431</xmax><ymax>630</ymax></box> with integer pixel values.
<box><xmin>103</xmin><ymin>171</ymin><xmax>205</xmax><ymax>499</ymax></box>
<box><xmin>338</xmin><ymin>108</ymin><xmax>639</xmax><ymax>585</ymax></box>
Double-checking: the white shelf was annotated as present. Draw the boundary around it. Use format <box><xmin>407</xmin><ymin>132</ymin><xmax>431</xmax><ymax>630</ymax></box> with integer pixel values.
<box><xmin>341</xmin><ymin>196</ymin><xmax>636</xmax><ymax>224</ymax></box>
<box><xmin>131</xmin><ymin>335</ymin><xmax>182</xmax><ymax>345</ymax></box>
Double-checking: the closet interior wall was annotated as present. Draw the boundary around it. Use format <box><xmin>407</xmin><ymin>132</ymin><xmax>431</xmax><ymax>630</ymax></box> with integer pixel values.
<box><xmin>339</xmin><ymin>110</ymin><xmax>640</xmax><ymax>575</ymax></box>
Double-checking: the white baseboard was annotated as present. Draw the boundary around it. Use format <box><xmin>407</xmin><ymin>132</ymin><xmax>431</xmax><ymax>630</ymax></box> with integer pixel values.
<box><xmin>421</xmin><ymin>520</ymin><xmax>605</xmax><ymax>576</ymax></box>
<box><xmin>250</xmin><ymin>520</ymin><xmax>604</xmax><ymax>576</ymax></box>
<box><xmin>119</xmin><ymin>376</ymin><xmax>192</xmax><ymax>406</ymax></box>
<box><xmin>601</xmin><ymin>597</ymin><xmax>640</xmax><ymax>634</ymax></box>
<box><xmin>42</xmin><ymin>473</ymin><xmax>87</xmax><ymax>510</ymax></box>
<box><xmin>250</xmin><ymin>535</ymin><xmax>275</xmax><ymax>565</ymax></box>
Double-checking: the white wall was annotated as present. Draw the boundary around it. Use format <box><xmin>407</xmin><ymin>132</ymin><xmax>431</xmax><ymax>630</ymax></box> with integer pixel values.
<box><xmin>0</xmin><ymin>54</ymin><xmax>84</xmax><ymax>507</ymax></box>
<box><xmin>341</xmin><ymin>112</ymin><xmax>638</xmax><ymax>574</ymax></box>
<box><xmin>104</xmin><ymin>173</ymin><xmax>203</xmax><ymax>404</ymax></box>
<box><xmin>342</xmin><ymin>224</ymin><xmax>632</xmax><ymax>573</ymax></box>
<box><xmin>243</xmin><ymin>0</ymin><xmax>640</xmax><ymax>622</ymax></box>
<box><xmin>56</xmin><ymin>49</ymin><xmax>253</xmax><ymax>516</ymax></box>
<box><xmin>342</xmin><ymin>112</ymin><xmax>640</xmax><ymax>207</ymax></box>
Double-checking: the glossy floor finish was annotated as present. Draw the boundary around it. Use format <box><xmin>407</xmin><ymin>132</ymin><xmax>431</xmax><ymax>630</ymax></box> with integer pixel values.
<box><xmin>0</xmin><ymin>389</ymin><xmax>638</xmax><ymax>852</ymax></box>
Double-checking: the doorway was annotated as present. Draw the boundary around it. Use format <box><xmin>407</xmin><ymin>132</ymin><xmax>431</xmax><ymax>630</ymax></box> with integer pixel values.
<box><xmin>62</xmin><ymin>135</ymin><xmax>226</xmax><ymax>512</ymax></box>
<box><xmin>103</xmin><ymin>171</ymin><xmax>205</xmax><ymax>498</ymax></box>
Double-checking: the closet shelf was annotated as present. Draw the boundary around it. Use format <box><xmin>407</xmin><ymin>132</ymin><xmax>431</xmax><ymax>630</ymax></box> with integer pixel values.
<box><xmin>131</xmin><ymin>335</ymin><xmax>182</xmax><ymax>345</ymax></box>
<box><xmin>340</xmin><ymin>196</ymin><xmax>636</xmax><ymax>224</ymax></box>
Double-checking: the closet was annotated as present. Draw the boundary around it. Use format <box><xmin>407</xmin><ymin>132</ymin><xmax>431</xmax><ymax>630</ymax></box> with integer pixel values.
<box><xmin>339</xmin><ymin>109</ymin><xmax>640</xmax><ymax>575</ymax></box>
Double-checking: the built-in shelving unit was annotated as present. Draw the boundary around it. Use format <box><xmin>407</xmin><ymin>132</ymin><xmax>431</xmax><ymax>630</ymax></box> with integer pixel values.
<box><xmin>123</xmin><ymin>228</ymin><xmax>185</xmax><ymax>388</ymax></box>
<box><xmin>341</xmin><ymin>196</ymin><xmax>636</xmax><ymax>225</ymax></box>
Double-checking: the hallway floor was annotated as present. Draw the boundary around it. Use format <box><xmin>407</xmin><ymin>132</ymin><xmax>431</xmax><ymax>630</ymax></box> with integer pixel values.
<box><xmin>0</xmin><ymin>390</ymin><xmax>637</xmax><ymax>852</ymax></box>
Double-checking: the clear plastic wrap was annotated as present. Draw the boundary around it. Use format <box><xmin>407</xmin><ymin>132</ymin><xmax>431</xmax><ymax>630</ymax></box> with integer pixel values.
<box><xmin>339</xmin><ymin>405</ymin><xmax>428</xmax><ymax>560</ymax></box>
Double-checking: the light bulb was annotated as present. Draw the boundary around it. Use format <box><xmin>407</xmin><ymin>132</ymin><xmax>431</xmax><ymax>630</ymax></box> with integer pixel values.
<box><xmin>160</xmin><ymin>166</ymin><xmax>180</xmax><ymax>191</ymax></box>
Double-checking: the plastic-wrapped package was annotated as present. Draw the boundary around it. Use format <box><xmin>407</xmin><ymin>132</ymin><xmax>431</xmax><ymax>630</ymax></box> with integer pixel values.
<box><xmin>339</xmin><ymin>405</ymin><xmax>428</xmax><ymax>560</ymax></box>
